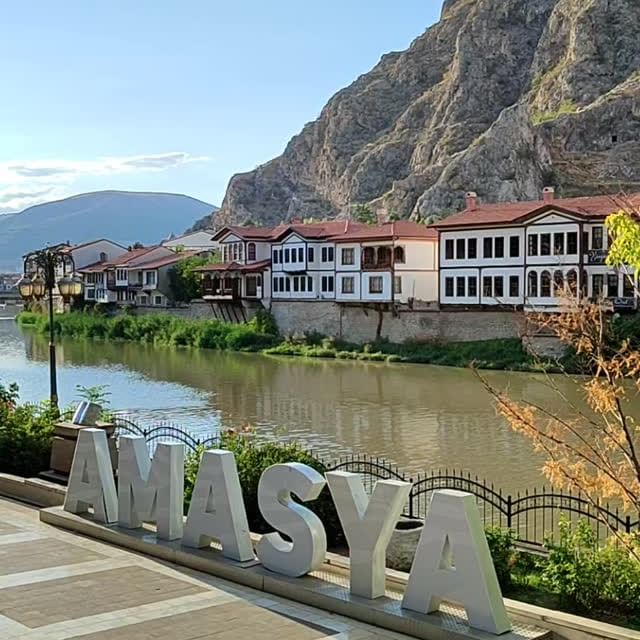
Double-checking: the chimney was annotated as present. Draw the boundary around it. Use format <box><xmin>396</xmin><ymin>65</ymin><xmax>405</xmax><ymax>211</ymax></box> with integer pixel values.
<box><xmin>465</xmin><ymin>192</ymin><xmax>478</xmax><ymax>211</ymax></box>
<box><xmin>543</xmin><ymin>186</ymin><xmax>555</xmax><ymax>203</ymax></box>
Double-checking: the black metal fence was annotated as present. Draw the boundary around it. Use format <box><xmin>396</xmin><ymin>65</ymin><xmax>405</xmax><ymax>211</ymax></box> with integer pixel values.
<box><xmin>113</xmin><ymin>415</ymin><xmax>640</xmax><ymax>551</ymax></box>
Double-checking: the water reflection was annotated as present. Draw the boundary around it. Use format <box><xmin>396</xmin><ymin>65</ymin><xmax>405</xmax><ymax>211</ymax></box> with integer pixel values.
<box><xmin>0</xmin><ymin>321</ymin><xmax>610</xmax><ymax>490</ymax></box>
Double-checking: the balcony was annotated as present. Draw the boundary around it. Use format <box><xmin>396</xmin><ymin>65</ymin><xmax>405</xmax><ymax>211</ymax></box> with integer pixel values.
<box><xmin>203</xmin><ymin>279</ymin><xmax>239</xmax><ymax>301</ymax></box>
<box><xmin>361</xmin><ymin>245</ymin><xmax>403</xmax><ymax>271</ymax></box>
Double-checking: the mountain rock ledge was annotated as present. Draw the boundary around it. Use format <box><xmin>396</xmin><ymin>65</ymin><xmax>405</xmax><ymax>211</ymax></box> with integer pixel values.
<box><xmin>209</xmin><ymin>0</ymin><xmax>640</xmax><ymax>228</ymax></box>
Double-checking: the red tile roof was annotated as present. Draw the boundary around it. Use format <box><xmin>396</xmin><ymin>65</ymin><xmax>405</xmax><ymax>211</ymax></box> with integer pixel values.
<box><xmin>212</xmin><ymin>226</ymin><xmax>277</xmax><ymax>241</ymax></box>
<box><xmin>213</xmin><ymin>219</ymin><xmax>437</xmax><ymax>243</ymax></box>
<box><xmin>331</xmin><ymin>220</ymin><xmax>438</xmax><ymax>242</ymax></box>
<box><xmin>78</xmin><ymin>246</ymin><xmax>165</xmax><ymax>271</ymax></box>
<box><xmin>432</xmin><ymin>192</ymin><xmax>640</xmax><ymax>229</ymax></box>
<box><xmin>106</xmin><ymin>247</ymin><xmax>159</xmax><ymax>265</ymax></box>
<box><xmin>135</xmin><ymin>251</ymin><xmax>198</xmax><ymax>270</ymax></box>
<box><xmin>78</xmin><ymin>261</ymin><xmax>107</xmax><ymax>274</ymax></box>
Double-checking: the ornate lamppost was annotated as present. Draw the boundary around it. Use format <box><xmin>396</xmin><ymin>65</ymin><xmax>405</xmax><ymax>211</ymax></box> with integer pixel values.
<box><xmin>17</xmin><ymin>247</ymin><xmax>83</xmax><ymax>411</ymax></box>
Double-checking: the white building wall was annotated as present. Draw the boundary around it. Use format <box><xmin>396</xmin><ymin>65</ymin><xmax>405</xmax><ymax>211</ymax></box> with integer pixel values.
<box><xmin>71</xmin><ymin>240</ymin><xmax>127</xmax><ymax>270</ymax></box>
<box><xmin>440</xmin><ymin>228</ymin><xmax>525</xmax><ymax>269</ymax></box>
<box><xmin>360</xmin><ymin>272</ymin><xmax>391</xmax><ymax>302</ymax></box>
<box><xmin>335</xmin><ymin>244</ymin><xmax>361</xmax><ymax>272</ymax></box>
<box><xmin>335</xmin><ymin>272</ymin><xmax>361</xmax><ymax>301</ymax></box>
<box><xmin>162</xmin><ymin>232</ymin><xmax>218</xmax><ymax>253</ymax></box>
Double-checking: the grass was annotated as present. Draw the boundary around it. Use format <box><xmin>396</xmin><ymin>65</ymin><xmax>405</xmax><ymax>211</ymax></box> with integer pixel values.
<box><xmin>264</xmin><ymin>334</ymin><xmax>548</xmax><ymax>371</ymax></box>
<box><xmin>532</xmin><ymin>99</ymin><xmax>579</xmax><ymax>125</ymax></box>
<box><xmin>16</xmin><ymin>310</ymin><xmax>552</xmax><ymax>372</ymax></box>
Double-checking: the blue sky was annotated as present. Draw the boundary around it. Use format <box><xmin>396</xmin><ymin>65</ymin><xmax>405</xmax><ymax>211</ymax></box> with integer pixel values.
<box><xmin>0</xmin><ymin>1</ymin><xmax>443</xmax><ymax>213</ymax></box>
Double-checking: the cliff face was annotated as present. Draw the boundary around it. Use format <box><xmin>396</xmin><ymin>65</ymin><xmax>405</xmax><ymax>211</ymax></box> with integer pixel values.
<box><xmin>210</xmin><ymin>0</ymin><xmax>640</xmax><ymax>228</ymax></box>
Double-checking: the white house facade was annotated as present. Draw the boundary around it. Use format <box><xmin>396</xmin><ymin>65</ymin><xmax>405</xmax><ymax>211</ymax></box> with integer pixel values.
<box><xmin>80</xmin><ymin>245</ymin><xmax>190</xmax><ymax>307</ymax></box>
<box><xmin>202</xmin><ymin>220</ymin><xmax>439</xmax><ymax>308</ymax></box>
<box><xmin>434</xmin><ymin>189</ymin><xmax>640</xmax><ymax>311</ymax></box>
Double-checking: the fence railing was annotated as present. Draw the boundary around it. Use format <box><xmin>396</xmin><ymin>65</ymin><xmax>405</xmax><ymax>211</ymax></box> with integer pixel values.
<box><xmin>112</xmin><ymin>414</ymin><xmax>640</xmax><ymax>550</ymax></box>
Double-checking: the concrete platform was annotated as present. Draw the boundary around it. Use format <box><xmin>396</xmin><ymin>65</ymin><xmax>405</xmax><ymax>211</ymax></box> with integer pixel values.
<box><xmin>0</xmin><ymin>497</ymin><xmax>413</xmax><ymax>640</ymax></box>
<box><xmin>40</xmin><ymin>506</ymin><xmax>552</xmax><ymax>640</ymax></box>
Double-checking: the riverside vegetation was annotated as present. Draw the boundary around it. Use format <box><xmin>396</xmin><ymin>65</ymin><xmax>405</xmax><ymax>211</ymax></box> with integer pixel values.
<box><xmin>16</xmin><ymin>310</ymin><xmax>545</xmax><ymax>372</ymax></box>
<box><xmin>1</xmin><ymin>388</ymin><xmax>638</xmax><ymax>630</ymax></box>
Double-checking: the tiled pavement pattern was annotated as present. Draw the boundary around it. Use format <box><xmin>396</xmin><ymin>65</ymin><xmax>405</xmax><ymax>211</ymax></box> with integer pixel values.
<box><xmin>0</xmin><ymin>498</ymin><xmax>413</xmax><ymax>640</ymax></box>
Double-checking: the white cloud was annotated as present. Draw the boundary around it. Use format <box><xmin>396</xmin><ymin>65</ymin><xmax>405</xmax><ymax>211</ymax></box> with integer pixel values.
<box><xmin>0</xmin><ymin>152</ymin><xmax>209</xmax><ymax>213</ymax></box>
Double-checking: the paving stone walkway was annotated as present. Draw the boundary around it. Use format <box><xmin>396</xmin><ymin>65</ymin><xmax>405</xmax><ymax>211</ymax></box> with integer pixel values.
<box><xmin>0</xmin><ymin>497</ymin><xmax>413</xmax><ymax>640</ymax></box>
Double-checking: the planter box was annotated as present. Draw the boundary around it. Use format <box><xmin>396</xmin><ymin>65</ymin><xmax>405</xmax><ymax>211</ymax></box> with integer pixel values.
<box><xmin>386</xmin><ymin>517</ymin><xmax>424</xmax><ymax>572</ymax></box>
<box><xmin>0</xmin><ymin>473</ymin><xmax>65</xmax><ymax>507</ymax></box>
<box><xmin>43</xmin><ymin>421</ymin><xmax>117</xmax><ymax>483</ymax></box>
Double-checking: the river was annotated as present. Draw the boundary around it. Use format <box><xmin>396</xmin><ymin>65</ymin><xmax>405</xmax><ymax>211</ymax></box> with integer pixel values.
<box><xmin>0</xmin><ymin>319</ymin><xmax>597</xmax><ymax>491</ymax></box>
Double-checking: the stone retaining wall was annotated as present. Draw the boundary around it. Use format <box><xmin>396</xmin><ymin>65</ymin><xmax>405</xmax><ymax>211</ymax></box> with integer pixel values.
<box><xmin>132</xmin><ymin>300</ymin><xmax>524</xmax><ymax>344</ymax></box>
<box><xmin>270</xmin><ymin>301</ymin><xmax>524</xmax><ymax>344</ymax></box>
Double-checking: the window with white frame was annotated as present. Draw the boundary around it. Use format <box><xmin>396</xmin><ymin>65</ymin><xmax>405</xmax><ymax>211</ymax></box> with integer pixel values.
<box><xmin>445</xmin><ymin>277</ymin><xmax>454</xmax><ymax>297</ymax></box>
<box><xmin>528</xmin><ymin>271</ymin><xmax>538</xmax><ymax>297</ymax></box>
<box><xmin>445</xmin><ymin>239</ymin><xmax>454</xmax><ymax>260</ymax></box>
<box><xmin>592</xmin><ymin>227</ymin><xmax>604</xmax><ymax>251</ymax></box>
<box><xmin>493</xmin><ymin>276</ymin><xmax>504</xmax><ymax>297</ymax></box>
<box><xmin>321</xmin><ymin>276</ymin><xmax>334</xmax><ymax>293</ymax></box>
<box><xmin>321</xmin><ymin>246</ymin><xmax>334</xmax><ymax>262</ymax></box>
<box><xmin>116</xmin><ymin>268</ymin><xmax>127</xmax><ymax>281</ymax></box>
<box><xmin>369</xmin><ymin>276</ymin><xmax>383</xmax><ymax>294</ymax></box>
<box><xmin>468</xmin><ymin>276</ymin><xmax>477</xmax><ymax>297</ymax></box>
<box><xmin>154</xmin><ymin>295</ymin><xmax>163</xmax><ymax>306</ymax></box>
<box><xmin>540</xmin><ymin>233</ymin><xmax>551</xmax><ymax>256</ymax></box>
<box><xmin>341</xmin><ymin>248</ymin><xmax>355</xmax><ymax>265</ymax></box>
<box><xmin>393</xmin><ymin>275</ymin><xmax>402</xmax><ymax>294</ymax></box>
<box><xmin>145</xmin><ymin>271</ymin><xmax>157</xmax><ymax>286</ymax></box>
<box><xmin>341</xmin><ymin>276</ymin><xmax>354</xmax><ymax>294</ymax></box>
<box><xmin>509</xmin><ymin>275</ymin><xmax>519</xmax><ymax>297</ymax></box>
<box><xmin>509</xmin><ymin>236</ymin><xmax>519</xmax><ymax>258</ymax></box>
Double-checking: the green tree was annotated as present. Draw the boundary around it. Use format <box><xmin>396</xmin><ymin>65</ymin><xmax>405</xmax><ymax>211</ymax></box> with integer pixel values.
<box><xmin>606</xmin><ymin>208</ymin><xmax>640</xmax><ymax>275</ymax></box>
<box><xmin>168</xmin><ymin>255</ymin><xmax>218</xmax><ymax>303</ymax></box>
<box><xmin>351</xmin><ymin>203</ymin><xmax>377</xmax><ymax>225</ymax></box>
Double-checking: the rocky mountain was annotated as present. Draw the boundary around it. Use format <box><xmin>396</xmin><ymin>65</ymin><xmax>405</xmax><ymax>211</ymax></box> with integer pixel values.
<box><xmin>208</xmin><ymin>0</ymin><xmax>640</xmax><ymax>228</ymax></box>
<box><xmin>0</xmin><ymin>191</ymin><xmax>215</xmax><ymax>271</ymax></box>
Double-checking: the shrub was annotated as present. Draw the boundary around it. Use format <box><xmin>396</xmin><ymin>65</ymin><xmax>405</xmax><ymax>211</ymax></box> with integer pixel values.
<box><xmin>252</xmin><ymin>309</ymin><xmax>278</xmax><ymax>336</ymax></box>
<box><xmin>484</xmin><ymin>527</ymin><xmax>516</xmax><ymax>589</ymax></box>
<box><xmin>184</xmin><ymin>431</ymin><xmax>344</xmax><ymax>547</ymax></box>
<box><xmin>0</xmin><ymin>382</ymin><xmax>56</xmax><ymax>477</ymax></box>
<box><xmin>541</xmin><ymin>516</ymin><xmax>640</xmax><ymax>615</ymax></box>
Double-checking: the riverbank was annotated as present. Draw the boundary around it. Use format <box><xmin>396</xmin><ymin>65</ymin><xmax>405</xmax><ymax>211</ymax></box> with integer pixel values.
<box><xmin>16</xmin><ymin>310</ymin><xmax>552</xmax><ymax>372</ymax></box>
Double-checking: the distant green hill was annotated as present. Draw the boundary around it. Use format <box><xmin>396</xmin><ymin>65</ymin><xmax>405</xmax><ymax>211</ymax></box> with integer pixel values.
<box><xmin>0</xmin><ymin>190</ymin><xmax>217</xmax><ymax>271</ymax></box>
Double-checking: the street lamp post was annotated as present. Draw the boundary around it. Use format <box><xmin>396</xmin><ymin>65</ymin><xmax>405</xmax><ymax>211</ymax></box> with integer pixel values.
<box><xmin>17</xmin><ymin>247</ymin><xmax>83</xmax><ymax>412</ymax></box>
